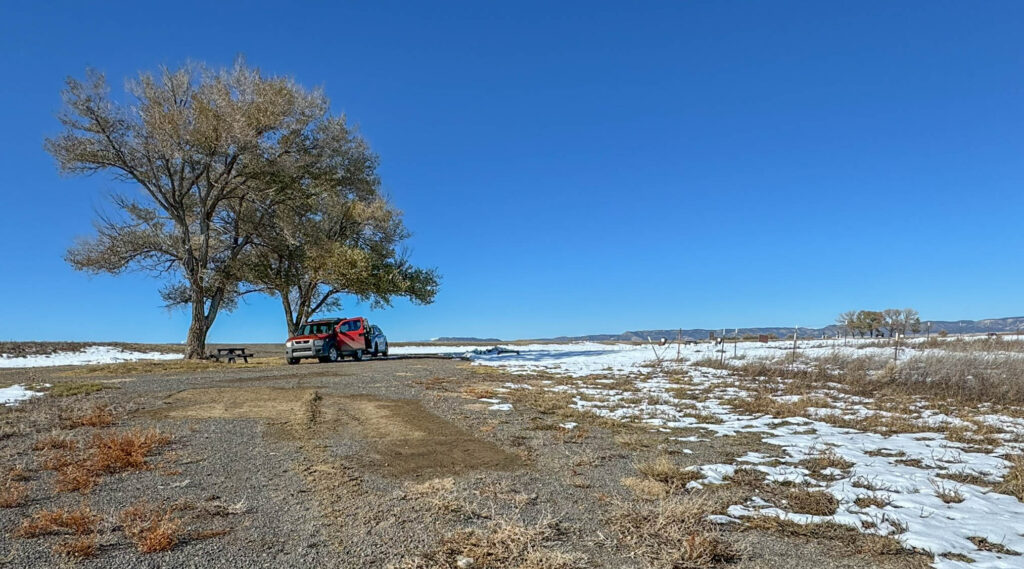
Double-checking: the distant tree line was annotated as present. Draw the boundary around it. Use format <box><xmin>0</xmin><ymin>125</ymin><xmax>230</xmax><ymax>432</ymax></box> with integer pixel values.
<box><xmin>46</xmin><ymin>59</ymin><xmax>439</xmax><ymax>358</ymax></box>
<box><xmin>835</xmin><ymin>309</ymin><xmax>921</xmax><ymax>338</ymax></box>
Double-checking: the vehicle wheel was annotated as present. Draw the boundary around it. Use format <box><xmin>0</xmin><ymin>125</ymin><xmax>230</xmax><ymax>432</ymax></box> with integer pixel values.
<box><xmin>352</xmin><ymin>349</ymin><xmax>364</xmax><ymax>361</ymax></box>
<box><xmin>371</xmin><ymin>342</ymin><xmax>379</xmax><ymax>357</ymax></box>
<box><xmin>382</xmin><ymin>345</ymin><xmax>389</xmax><ymax>358</ymax></box>
<box><xmin>287</xmin><ymin>358</ymin><xmax>300</xmax><ymax>365</ymax></box>
<box><xmin>327</xmin><ymin>346</ymin><xmax>339</xmax><ymax>363</ymax></box>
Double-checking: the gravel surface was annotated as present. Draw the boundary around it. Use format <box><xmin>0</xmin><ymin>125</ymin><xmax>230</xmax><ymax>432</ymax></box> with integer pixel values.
<box><xmin>0</xmin><ymin>356</ymin><xmax>924</xmax><ymax>568</ymax></box>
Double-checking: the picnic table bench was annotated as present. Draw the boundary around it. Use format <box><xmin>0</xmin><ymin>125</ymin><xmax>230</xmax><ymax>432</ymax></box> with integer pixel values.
<box><xmin>210</xmin><ymin>347</ymin><xmax>252</xmax><ymax>363</ymax></box>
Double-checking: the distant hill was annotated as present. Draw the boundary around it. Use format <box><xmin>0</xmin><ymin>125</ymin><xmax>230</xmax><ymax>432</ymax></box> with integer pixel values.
<box><xmin>423</xmin><ymin>316</ymin><xmax>1024</xmax><ymax>343</ymax></box>
<box><xmin>432</xmin><ymin>336</ymin><xmax>504</xmax><ymax>343</ymax></box>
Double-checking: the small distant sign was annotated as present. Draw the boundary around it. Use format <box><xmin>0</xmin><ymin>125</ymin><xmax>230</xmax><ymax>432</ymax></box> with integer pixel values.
<box><xmin>758</xmin><ymin>334</ymin><xmax>770</xmax><ymax>343</ymax></box>
<box><xmin>708</xmin><ymin>331</ymin><xmax>716</xmax><ymax>340</ymax></box>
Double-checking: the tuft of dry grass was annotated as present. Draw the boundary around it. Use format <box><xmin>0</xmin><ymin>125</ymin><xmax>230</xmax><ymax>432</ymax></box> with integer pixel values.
<box><xmin>91</xmin><ymin>428</ymin><xmax>172</xmax><ymax>472</ymax></box>
<box><xmin>743</xmin><ymin>517</ymin><xmax>917</xmax><ymax>559</ymax></box>
<box><xmin>931</xmin><ymin>481</ymin><xmax>966</xmax><ymax>504</ymax></box>
<box><xmin>968</xmin><ymin>536</ymin><xmax>1020</xmax><ymax>555</ymax></box>
<box><xmin>853</xmin><ymin>494</ymin><xmax>892</xmax><ymax>509</ymax></box>
<box><xmin>725</xmin><ymin>393</ymin><xmax>831</xmax><ymax>420</ymax></box>
<box><xmin>48</xmin><ymin>382</ymin><xmax>111</xmax><ymax>397</ymax></box>
<box><xmin>15</xmin><ymin>505</ymin><xmax>100</xmax><ymax>537</ymax></box>
<box><xmin>779</xmin><ymin>488</ymin><xmax>840</xmax><ymax>516</ymax></box>
<box><xmin>635</xmin><ymin>456</ymin><xmax>700</xmax><ymax>490</ymax></box>
<box><xmin>44</xmin><ymin>428</ymin><xmax>172</xmax><ymax>494</ymax></box>
<box><xmin>394</xmin><ymin>520</ymin><xmax>585</xmax><ymax>569</ymax></box>
<box><xmin>608</xmin><ymin>494</ymin><xmax>741</xmax><ymax>568</ymax></box>
<box><xmin>796</xmin><ymin>449</ymin><xmax>854</xmax><ymax>474</ymax></box>
<box><xmin>71</xmin><ymin>405</ymin><xmax>114</xmax><ymax>428</ymax></box>
<box><xmin>0</xmin><ymin>479</ymin><xmax>30</xmax><ymax>508</ymax></box>
<box><xmin>33</xmin><ymin>433</ymin><xmax>78</xmax><ymax>451</ymax></box>
<box><xmin>995</xmin><ymin>454</ymin><xmax>1024</xmax><ymax>501</ymax></box>
<box><xmin>53</xmin><ymin>534</ymin><xmax>98</xmax><ymax>558</ymax></box>
<box><xmin>622</xmin><ymin>476</ymin><xmax>670</xmax><ymax>501</ymax></box>
<box><xmin>121</xmin><ymin>502</ymin><xmax>183</xmax><ymax>553</ymax></box>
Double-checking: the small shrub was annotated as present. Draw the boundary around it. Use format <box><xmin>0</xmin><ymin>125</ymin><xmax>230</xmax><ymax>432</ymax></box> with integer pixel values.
<box><xmin>622</xmin><ymin>476</ymin><xmax>670</xmax><ymax>500</ymax></box>
<box><xmin>91</xmin><ymin>429</ymin><xmax>172</xmax><ymax>472</ymax></box>
<box><xmin>608</xmin><ymin>495</ymin><xmax>741</xmax><ymax>568</ymax></box>
<box><xmin>53</xmin><ymin>534</ymin><xmax>98</xmax><ymax>558</ymax></box>
<box><xmin>15</xmin><ymin>505</ymin><xmax>100</xmax><ymax>537</ymax></box>
<box><xmin>72</xmin><ymin>405</ymin><xmax>114</xmax><ymax>428</ymax></box>
<box><xmin>0</xmin><ymin>480</ymin><xmax>30</xmax><ymax>508</ymax></box>
<box><xmin>33</xmin><ymin>433</ymin><xmax>78</xmax><ymax>451</ymax></box>
<box><xmin>932</xmin><ymin>481</ymin><xmax>966</xmax><ymax>504</ymax></box>
<box><xmin>635</xmin><ymin>456</ymin><xmax>700</xmax><ymax>490</ymax></box>
<box><xmin>781</xmin><ymin>488</ymin><xmax>839</xmax><ymax>516</ymax></box>
<box><xmin>121</xmin><ymin>502</ymin><xmax>183</xmax><ymax>553</ymax></box>
<box><xmin>968</xmin><ymin>536</ymin><xmax>1020</xmax><ymax>555</ymax></box>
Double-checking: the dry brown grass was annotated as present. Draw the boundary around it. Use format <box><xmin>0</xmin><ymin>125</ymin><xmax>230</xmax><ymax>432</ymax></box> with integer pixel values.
<box><xmin>796</xmin><ymin>449</ymin><xmax>854</xmax><ymax>474</ymax></box>
<box><xmin>53</xmin><ymin>534</ymin><xmax>98</xmax><ymax>558</ymax></box>
<box><xmin>33</xmin><ymin>432</ymin><xmax>78</xmax><ymax>451</ymax></box>
<box><xmin>506</xmin><ymin>388</ymin><xmax>576</xmax><ymax>415</ymax></box>
<box><xmin>634</xmin><ymin>456</ymin><xmax>700</xmax><ymax>490</ymax></box>
<box><xmin>42</xmin><ymin>428</ymin><xmax>172</xmax><ymax>494</ymax></box>
<box><xmin>853</xmin><ymin>494</ymin><xmax>892</xmax><ymax>509</ymax></box>
<box><xmin>71</xmin><ymin>404</ymin><xmax>114</xmax><ymax>428</ymax></box>
<box><xmin>121</xmin><ymin>502</ymin><xmax>183</xmax><ymax>553</ymax></box>
<box><xmin>61</xmin><ymin>357</ymin><xmax>281</xmax><ymax>377</ymax></box>
<box><xmin>995</xmin><ymin>454</ymin><xmax>1024</xmax><ymax>501</ymax></box>
<box><xmin>931</xmin><ymin>481</ymin><xmax>966</xmax><ymax>504</ymax></box>
<box><xmin>0</xmin><ymin>479</ymin><xmax>30</xmax><ymax>508</ymax></box>
<box><xmin>724</xmin><ymin>393</ymin><xmax>831</xmax><ymax>419</ymax></box>
<box><xmin>91</xmin><ymin>428</ymin><xmax>172</xmax><ymax>472</ymax></box>
<box><xmin>48</xmin><ymin>382</ymin><xmax>111</xmax><ymax>397</ymax></box>
<box><xmin>743</xmin><ymin>517</ymin><xmax>921</xmax><ymax>560</ymax></box>
<box><xmin>779</xmin><ymin>488</ymin><xmax>840</xmax><ymax>516</ymax></box>
<box><xmin>15</xmin><ymin>505</ymin><xmax>100</xmax><ymax>537</ymax></box>
<box><xmin>393</xmin><ymin>520</ymin><xmax>585</xmax><ymax>569</ymax></box>
<box><xmin>968</xmin><ymin>536</ymin><xmax>1020</xmax><ymax>555</ymax></box>
<box><xmin>608</xmin><ymin>495</ymin><xmax>741</xmax><ymax>568</ymax></box>
<box><xmin>622</xmin><ymin>476</ymin><xmax>671</xmax><ymax>500</ymax></box>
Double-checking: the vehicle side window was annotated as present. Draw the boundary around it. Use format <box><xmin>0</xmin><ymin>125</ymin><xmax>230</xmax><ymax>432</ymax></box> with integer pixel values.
<box><xmin>340</xmin><ymin>320</ymin><xmax>361</xmax><ymax>332</ymax></box>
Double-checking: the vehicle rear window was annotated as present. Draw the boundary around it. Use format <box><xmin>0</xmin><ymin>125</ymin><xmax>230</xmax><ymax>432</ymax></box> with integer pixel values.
<box><xmin>298</xmin><ymin>323</ymin><xmax>333</xmax><ymax>335</ymax></box>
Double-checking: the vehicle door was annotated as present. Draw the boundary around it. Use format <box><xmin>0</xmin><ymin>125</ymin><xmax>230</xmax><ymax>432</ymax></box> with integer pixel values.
<box><xmin>336</xmin><ymin>318</ymin><xmax>366</xmax><ymax>351</ymax></box>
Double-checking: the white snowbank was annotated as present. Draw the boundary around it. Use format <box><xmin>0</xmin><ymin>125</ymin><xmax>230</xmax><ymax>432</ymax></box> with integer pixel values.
<box><xmin>0</xmin><ymin>346</ymin><xmax>183</xmax><ymax>368</ymax></box>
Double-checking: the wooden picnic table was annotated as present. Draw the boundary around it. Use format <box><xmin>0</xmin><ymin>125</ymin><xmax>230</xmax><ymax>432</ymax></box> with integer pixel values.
<box><xmin>211</xmin><ymin>347</ymin><xmax>252</xmax><ymax>363</ymax></box>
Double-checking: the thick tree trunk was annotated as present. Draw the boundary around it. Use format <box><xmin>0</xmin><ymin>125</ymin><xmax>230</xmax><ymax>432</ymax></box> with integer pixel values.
<box><xmin>184</xmin><ymin>287</ymin><xmax>211</xmax><ymax>359</ymax></box>
<box><xmin>185</xmin><ymin>309</ymin><xmax>209</xmax><ymax>359</ymax></box>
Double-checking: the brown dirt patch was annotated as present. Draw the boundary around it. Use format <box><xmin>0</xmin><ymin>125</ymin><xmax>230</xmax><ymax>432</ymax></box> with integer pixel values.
<box><xmin>144</xmin><ymin>388</ymin><xmax>520</xmax><ymax>478</ymax></box>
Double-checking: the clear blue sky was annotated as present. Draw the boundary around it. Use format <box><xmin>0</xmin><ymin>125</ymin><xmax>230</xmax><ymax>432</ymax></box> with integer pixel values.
<box><xmin>1</xmin><ymin>1</ymin><xmax>1022</xmax><ymax>343</ymax></box>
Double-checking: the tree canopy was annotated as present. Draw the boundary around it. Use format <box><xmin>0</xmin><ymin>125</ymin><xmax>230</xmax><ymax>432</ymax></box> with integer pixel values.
<box><xmin>47</xmin><ymin>59</ymin><xmax>437</xmax><ymax>356</ymax></box>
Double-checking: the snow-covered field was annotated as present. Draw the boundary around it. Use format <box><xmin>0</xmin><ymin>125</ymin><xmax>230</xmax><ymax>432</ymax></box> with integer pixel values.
<box><xmin>402</xmin><ymin>338</ymin><xmax>1024</xmax><ymax>568</ymax></box>
<box><xmin>0</xmin><ymin>345</ymin><xmax>183</xmax><ymax>368</ymax></box>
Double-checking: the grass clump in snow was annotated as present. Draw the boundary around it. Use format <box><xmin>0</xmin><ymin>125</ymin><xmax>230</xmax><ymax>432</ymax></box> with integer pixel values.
<box><xmin>608</xmin><ymin>494</ymin><xmax>741</xmax><ymax>568</ymax></box>
<box><xmin>634</xmin><ymin>456</ymin><xmax>700</xmax><ymax>491</ymax></box>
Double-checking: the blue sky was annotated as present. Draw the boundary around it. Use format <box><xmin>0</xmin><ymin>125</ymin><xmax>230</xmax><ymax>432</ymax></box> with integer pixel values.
<box><xmin>1</xmin><ymin>1</ymin><xmax>1022</xmax><ymax>342</ymax></box>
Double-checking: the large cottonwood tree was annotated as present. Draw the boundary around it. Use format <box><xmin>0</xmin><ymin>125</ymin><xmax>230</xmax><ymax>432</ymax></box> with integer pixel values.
<box><xmin>47</xmin><ymin>60</ymin><xmax>352</xmax><ymax>358</ymax></box>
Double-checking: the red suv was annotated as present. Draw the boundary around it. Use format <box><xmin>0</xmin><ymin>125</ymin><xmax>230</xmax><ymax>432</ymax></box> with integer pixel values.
<box><xmin>285</xmin><ymin>317</ymin><xmax>389</xmax><ymax>365</ymax></box>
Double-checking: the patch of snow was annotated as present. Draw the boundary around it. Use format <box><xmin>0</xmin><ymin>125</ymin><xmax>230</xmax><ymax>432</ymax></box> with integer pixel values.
<box><xmin>0</xmin><ymin>384</ymin><xmax>44</xmax><ymax>405</ymax></box>
<box><xmin>0</xmin><ymin>346</ymin><xmax>183</xmax><ymax>368</ymax></box>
